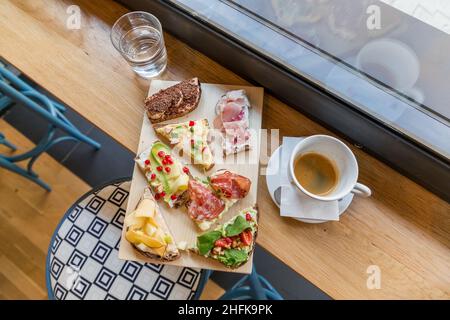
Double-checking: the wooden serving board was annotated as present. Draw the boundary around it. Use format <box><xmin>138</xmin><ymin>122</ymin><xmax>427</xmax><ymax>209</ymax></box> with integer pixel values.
<box><xmin>118</xmin><ymin>80</ymin><xmax>264</xmax><ymax>273</ymax></box>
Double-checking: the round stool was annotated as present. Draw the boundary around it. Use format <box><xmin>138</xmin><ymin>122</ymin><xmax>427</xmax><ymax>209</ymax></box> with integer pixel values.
<box><xmin>46</xmin><ymin>178</ymin><xmax>208</xmax><ymax>300</ymax></box>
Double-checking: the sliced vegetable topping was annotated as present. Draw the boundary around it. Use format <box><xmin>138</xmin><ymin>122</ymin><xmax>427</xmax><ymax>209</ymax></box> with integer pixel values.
<box><xmin>240</xmin><ymin>230</ymin><xmax>252</xmax><ymax>246</ymax></box>
<box><xmin>214</xmin><ymin>238</ymin><xmax>228</xmax><ymax>248</ymax></box>
<box><xmin>197</xmin><ymin>230</ymin><xmax>222</xmax><ymax>256</ymax></box>
<box><xmin>217</xmin><ymin>249</ymin><xmax>248</xmax><ymax>267</ymax></box>
<box><xmin>157</xmin><ymin>150</ymin><xmax>165</xmax><ymax>158</ymax></box>
<box><xmin>225</xmin><ymin>215</ymin><xmax>251</xmax><ymax>237</ymax></box>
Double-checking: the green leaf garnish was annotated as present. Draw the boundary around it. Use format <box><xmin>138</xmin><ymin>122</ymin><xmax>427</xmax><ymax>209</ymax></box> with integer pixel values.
<box><xmin>197</xmin><ymin>231</ymin><xmax>222</xmax><ymax>256</ymax></box>
<box><xmin>218</xmin><ymin>249</ymin><xmax>248</xmax><ymax>267</ymax></box>
<box><xmin>225</xmin><ymin>216</ymin><xmax>251</xmax><ymax>237</ymax></box>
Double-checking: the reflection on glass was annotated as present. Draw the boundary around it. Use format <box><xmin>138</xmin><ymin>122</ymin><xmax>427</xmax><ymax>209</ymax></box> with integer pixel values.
<box><xmin>170</xmin><ymin>0</ymin><xmax>450</xmax><ymax>158</ymax></box>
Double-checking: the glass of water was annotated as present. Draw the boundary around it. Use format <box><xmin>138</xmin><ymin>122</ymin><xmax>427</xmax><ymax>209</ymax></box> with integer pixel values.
<box><xmin>111</xmin><ymin>11</ymin><xmax>167</xmax><ymax>78</ymax></box>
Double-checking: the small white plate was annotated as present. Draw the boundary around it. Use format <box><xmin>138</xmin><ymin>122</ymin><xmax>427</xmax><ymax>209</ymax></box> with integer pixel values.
<box><xmin>266</xmin><ymin>144</ymin><xmax>353</xmax><ymax>223</ymax></box>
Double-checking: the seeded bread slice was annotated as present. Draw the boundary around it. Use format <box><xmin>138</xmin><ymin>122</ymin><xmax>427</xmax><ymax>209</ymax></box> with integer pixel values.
<box><xmin>145</xmin><ymin>78</ymin><xmax>201</xmax><ymax>123</ymax></box>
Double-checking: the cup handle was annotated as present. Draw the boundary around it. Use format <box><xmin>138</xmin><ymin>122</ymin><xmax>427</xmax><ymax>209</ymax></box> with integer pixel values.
<box><xmin>352</xmin><ymin>183</ymin><xmax>372</xmax><ymax>197</ymax></box>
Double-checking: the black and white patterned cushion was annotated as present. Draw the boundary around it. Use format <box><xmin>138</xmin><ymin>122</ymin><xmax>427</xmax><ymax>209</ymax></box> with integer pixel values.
<box><xmin>46</xmin><ymin>179</ymin><xmax>204</xmax><ymax>300</ymax></box>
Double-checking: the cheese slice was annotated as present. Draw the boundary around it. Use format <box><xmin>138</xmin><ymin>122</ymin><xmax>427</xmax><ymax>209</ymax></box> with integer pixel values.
<box><xmin>126</xmin><ymin>229</ymin><xmax>165</xmax><ymax>248</ymax></box>
<box><xmin>134</xmin><ymin>198</ymin><xmax>155</xmax><ymax>218</ymax></box>
<box><xmin>124</xmin><ymin>214</ymin><xmax>146</xmax><ymax>229</ymax></box>
<box><xmin>124</xmin><ymin>188</ymin><xmax>180</xmax><ymax>261</ymax></box>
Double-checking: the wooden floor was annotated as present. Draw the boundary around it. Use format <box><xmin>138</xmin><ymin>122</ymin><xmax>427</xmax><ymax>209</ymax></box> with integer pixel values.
<box><xmin>0</xmin><ymin>120</ymin><xmax>223</xmax><ymax>300</ymax></box>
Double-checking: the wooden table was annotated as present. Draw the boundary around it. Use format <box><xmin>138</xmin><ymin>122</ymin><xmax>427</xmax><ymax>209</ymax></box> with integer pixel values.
<box><xmin>1</xmin><ymin>0</ymin><xmax>448</xmax><ymax>299</ymax></box>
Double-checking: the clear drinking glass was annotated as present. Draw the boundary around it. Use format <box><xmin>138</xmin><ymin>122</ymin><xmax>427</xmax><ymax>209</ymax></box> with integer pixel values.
<box><xmin>111</xmin><ymin>11</ymin><xmax>167</xmax><ymax>78</ymax></box>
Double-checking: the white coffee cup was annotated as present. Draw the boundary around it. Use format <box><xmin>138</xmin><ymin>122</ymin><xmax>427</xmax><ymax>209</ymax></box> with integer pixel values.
<box><xmin>289</xmin><ymin>135</ymin><xmax>371</xmax><ymax>201</ymax></box>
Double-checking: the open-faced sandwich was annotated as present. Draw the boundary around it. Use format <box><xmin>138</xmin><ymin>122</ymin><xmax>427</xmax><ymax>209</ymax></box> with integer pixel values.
<box><xmin>186</xmin><ymin>169</ymin><xmax>251</xmax><ymax>231</ymax></box>
<box><xmin>124</xmin><ymin>188</ymin><xmax>180</xmax><ymax>261</ymax></box>
<box><xmin>213</xmin><ymin>89</ymin><xmax>252</xmax><ymax>155</ymax></box>
<box><xmin>144</xmin><ymin>78</ymin><xmax>201</xmax><ymax>123</ymax></box>
<box><xmin>209</xmin><ymin>169</ymin><xmax>251</xmax><ymax>199</ymax></box>
<box><xmin>135</xmin><ymin>140</ymin><xmax>190</xmax><ymax>207</ymax></box>
<box><xmin>194</xmin><ymin>206</ymin><xmax>258</xmax><ymax>268</ymax></box>
<box><xmin>155</xmin><ymin>118</ymin><xmax>214</xmax><ymax>170</ymax></box>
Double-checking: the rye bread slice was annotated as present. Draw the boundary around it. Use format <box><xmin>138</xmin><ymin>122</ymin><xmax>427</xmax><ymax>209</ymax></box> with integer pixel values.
<box><xmin>132</xmin><ymin>243</ymin><xmax>180</xmax><ymax>261</ymax></box>
<box><xmin>145</xmin><ymin>78</ymin><xmax>201</xmax><ymax>123</ymax></box>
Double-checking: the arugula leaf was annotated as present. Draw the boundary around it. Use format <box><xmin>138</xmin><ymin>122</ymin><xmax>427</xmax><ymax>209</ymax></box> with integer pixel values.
<box><xmin>197</xmin><ymin>231</ymin><xmax>222</xmax><ymax>256</ymax></box>
<box><xmin>225</xmin><ymin>216</ymin><xmax>251</xmax><ymax>237</ymax></box>
<box><xmin>218</xmin><ymin>249</ymin><xmax>248</xmax><ymax>267</ymax></box>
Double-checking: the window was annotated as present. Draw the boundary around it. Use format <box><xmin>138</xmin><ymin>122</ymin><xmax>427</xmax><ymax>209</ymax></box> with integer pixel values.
<box><xmin>122</xmin><ymin>0</ymin><xmax>450</xmax><ymax>199</ymax></box>
<box><xmin>168</xmin><ymin>0</ymin><xmax>449</xmax><ymax>159</ymax></box>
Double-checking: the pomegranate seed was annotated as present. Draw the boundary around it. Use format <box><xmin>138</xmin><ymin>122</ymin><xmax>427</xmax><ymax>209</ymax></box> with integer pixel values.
<box><xmin>154</xmin><ymin>193</ymin><xmax>161</xmax><ymax>200</ymax></box>
<box><xmin>165</xmin><ymin>155</ymin><xmax>173</xmax><ymax>162</ymax></box>
<box><xmin>189</xmin><ymin>121</ymin><xmax>195</xmax><ymax>127</ymax></box>
<box><xmin>157</xmin><ymin>151</ymin><xmax>165</xmax><ymax>158</ymax></box>
<box><xmin>170</xmin><ymin>195</ymin><xmax>177</xmax><ymax>200</ymax></box>
<box><xmin>162</xmin><ymin>158</ymin><xmax>168</xmax><ymax>165</ymax></box>
<box><xmin>150</xmin><ymin>173</ymin><xmax>156</xmax><ymax>180</ymax></box>
<box><xmin>167</xmin><ymin>158</ymin><xmax>174</xmax><ymax>164</ymax></box>
<box><xmin>164</xmin><ymin>167</ymin><xmax>171</xmax><ymax>173</ymax></box>
<box><xmin>156</xmin><ymin>166</ymin><xmax>163</xmax><ymax>172</ymax></box>
<box><xmin>224</xmin><ymin>237</ymin><xmax>232</xmax><ymax>244</ymax></box>
<box><xmin>183</xmin><ymin>167</ymin><xmax>189</xmax><ymax>174</ymax></box>
<box><xmin>245</xmin><ymin>213</ymin><xmax>252</xmax><ymax>221</ymax></box>
<box><xmin>144</xmin><ymin>159</ymin><xmax>150</xmax><ymax>165</ymax></box>
<box><xmin>160</xmin><ymin>191</ymin><xmax>166</xmax><ymax>197</ymax></box>
<box><xmin>190</xmin><ymin>139</ymin><xmax>195</xmax><ymax>146</ymax></box>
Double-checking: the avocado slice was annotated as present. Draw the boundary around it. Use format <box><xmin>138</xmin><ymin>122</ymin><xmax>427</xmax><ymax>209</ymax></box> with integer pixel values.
<box><xmin>150</xmin><ymin>141</ymin><xmax>174</xmax><ymax>196</ymax></box>
<box><xmin>149</xmin><ymin>141</ymin><xmax>188</xmax><ymax>201</ymax></box>
<box><xmin>151</xmin><ymin>141</ymin><xmax>172</xmax><ymax>166</ymax></box>
<box><xmin>151</xmin><ymin>141</ymin><xmax>182</xmax><ymax>179</ymax></box>
<box><xmin>148</xmin><ymin>152</ymin><xmax>171</xmax><ymax>195</ymax></box>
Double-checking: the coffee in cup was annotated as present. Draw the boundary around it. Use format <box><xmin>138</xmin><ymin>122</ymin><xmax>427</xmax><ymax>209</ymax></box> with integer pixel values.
<box><xmin>293</xmin><ymin>152</ymin><xmax>338</xmax><ymax>196</ymax></box>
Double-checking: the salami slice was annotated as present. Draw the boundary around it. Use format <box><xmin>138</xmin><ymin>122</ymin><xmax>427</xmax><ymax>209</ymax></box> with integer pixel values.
<box><xmin>187</xmin><ymin>180</ymin><xmax>225</xmax><ymax>221</ymax></box>
<box><xmin>210</xmin><ymin>170</ymin><xmax>251</xmax><ymax>199</ymax></box>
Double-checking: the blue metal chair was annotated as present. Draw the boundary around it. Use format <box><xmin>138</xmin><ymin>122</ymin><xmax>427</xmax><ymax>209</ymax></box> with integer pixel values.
<box><xmin>0</xmin><ymin>64</ymin><xmax>100</xmax><ymax>191</ymax></box>
<box><xmin>0</xmin><ymin>67</ymin><xmax>15</xmax><ymax>150</ymax></box>
<box><xmin>201</xmin><ymin>268</ymin><xmax>283</xmax><ymax>300</ymax></box>
<box><xmin>218</xmin><ymin>268</ymin><xmax>283</xmax><ymax>300</ymax></box>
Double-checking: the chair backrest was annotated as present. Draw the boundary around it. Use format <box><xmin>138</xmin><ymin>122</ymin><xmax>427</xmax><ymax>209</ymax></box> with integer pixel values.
<box><xmin>219</xmin><ymin>267</ymin><xmax>283</xmax><ymax>300</ymax></box>
<box><xmin>0</xmin><ymin>68</ymin><xmax>58</xmax><ymax>123</ymax></box>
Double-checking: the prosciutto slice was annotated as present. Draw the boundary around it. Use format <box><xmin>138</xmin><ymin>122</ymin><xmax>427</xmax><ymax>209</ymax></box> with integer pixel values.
<box><xmin>214</xmin><ymin>90</ymin><xmax>251</xmax><ymax>155</ymax></box>
<box><xmin>210</xmin><ymin>170</ymin><xmax>251</xmax><ymax>199</ymax></box>
<box><xmin>187</xmin><ymin>180</ymin><xmax>225</xmax><ymax>221</ymax></box>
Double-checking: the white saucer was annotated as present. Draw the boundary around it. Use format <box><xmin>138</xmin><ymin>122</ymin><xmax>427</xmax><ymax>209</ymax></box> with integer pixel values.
<box><xmin>266</xmin><ymin>144</ymin><xmax>354</xmax><ymax>223</ymax></box>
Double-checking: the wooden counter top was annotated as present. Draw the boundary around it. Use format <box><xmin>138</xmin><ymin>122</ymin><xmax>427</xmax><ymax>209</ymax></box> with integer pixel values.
<box><xmin>0</xmin><ymin>0</ymin><xmax>448</xmax><ymax>299</ymax></box>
